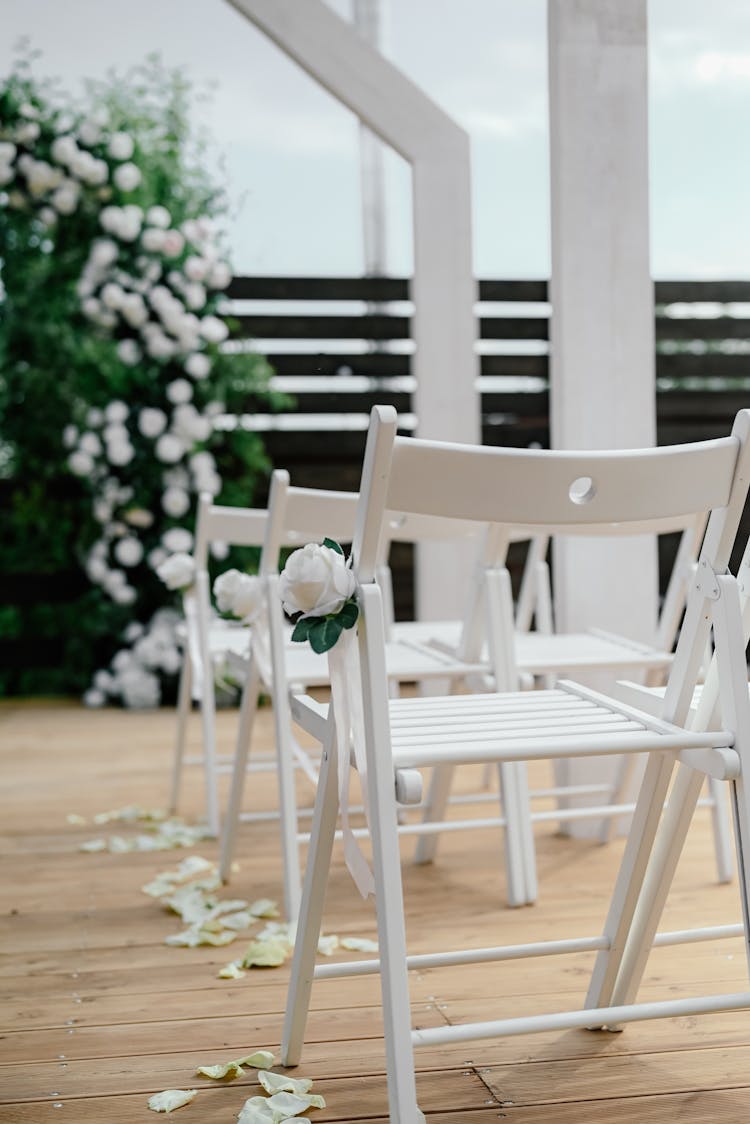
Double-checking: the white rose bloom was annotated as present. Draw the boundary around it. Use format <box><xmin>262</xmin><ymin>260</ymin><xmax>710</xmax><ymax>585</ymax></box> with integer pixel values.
<box><xmin>94</xmin><ymin>668</ymin><xmax>117</xmax><ymax>690</ymax></box>
<box><xmin>39</xmin><ymin>206</ymin><xmax>57</xmax><ymax>226</ymax></box>
<box><xmin>87</xmin><ymin>407</ymin><xmax>104</xmax><ymax>427</ymax></box>
<box><xmin>184</xmin><ymin>255</ymin><xmax>208</xmax><ymax>282</ymax></box>
<box><xmin>148</xmin><ymin>546</ymin><xmax>168</xmax><ymax>571</ymax></box>
<box><xmin>114</xmin><ymin>536</ymin><xmax>144</xmax><ymax>567</ymax></box>
<box><xmin>155</xmin><ymin>433</ymin><xmax>184</xmax><ymax>464</ymax></box>
<box><xmin>146</xmin><ymin>332</ymin><xmax>177</xmax><ymax>360</ymax></box>
<box><xmin>199</xmin><ymin>315</ymin><xmax>229</xmax><ymax>344</ymax></box>
<box><xmin>146</xmin><ymin>205</ymin><xmax>171</xmax><ymax>228</ymax></box>
<box><xmin>93</xmin><ymin>499</ymin><xmax>112</xmax><ymax>524</ymax></box>
<box><xmin>162</xmin><ymin>486</ymin><xmax>190</xmax><ymax>518</ymax></box>
<box><xmin>108</xmin><ymin>132</ymin><xmax>135</xmax><ymax>161</ymax></box>
<box><xmin>141</xmin><ymin>227</ymin><xmax>166</xmax><ymax>253</ymax></box>
<box><xmin>100</xmin><ymin>205</ymin><xmax>124</xmax><ymax>235</ymax></box>
<box><xmin>100</xmin><ymin>282</ymin><xmax>126</xmax><ymax>310</ymax></box>
<box><xmin>15</xmin><ymin>121</ymin><xmax>40</xmax><ymax>144</ymax></box>
<box><xmin>68</xmin><ymin>449</ymin><xmax>94</xmax><ymax>476</ymax></box>
<box><xmin>84</xmin><ymin>157</ymin><xmax>109</xmax><ymax>186</ymax></box>
<box><xmin>26</xmin><ymin>160</ymin><xmax>62</xmax><ymax>196</ymax></box>
<box><xmin>103</xmin><ymin>422</ymin><xmax>128</xmax><ymax>446</ymax></box>
<box><xmin>77</xmin><ymin>119</ymin><xmax>102</xmax><ymax>146</ymax></box>
<box><xmin>279</xmin><ymin>542</ymin><xmax>357</xmax><ymax>618</ymax></box>
<box><xmin>0</xmin><ymin>142</ymin><xmax>17</xmax><ymax>163</ymax></box>
<box><xmin>121</xmin><ymin>294</ymin><xmax>148</xmax><ymax>328</ymax></box>
<box><xmin>162</xmin><ymin>527</ymin><xmax>193</xmax><ymax>553</ymax></box>
<box><xmin>147</xmin><ymin>284</ymin><xmax>171</xmax><ymax>309</ymax></box>
<box><xmin>232</xmin><ymin>573</ymin><xmax>264</xmax><ymax>622</ymax></box>
<box><xmin>79</xmin><ymin>431</ymin><xmax>102</xmax><ymax>456</ymax></box>
<box><xmin>118</xmin><ymin>204</ymin><xmax>143</xmax><ymax>241</ymax></box>
<box><xmin>113</xmin><ymin>162</ymin><xmax>141</xmax><ymax>192</ymax></box>
<box><xmin>189</xmin><ymin>450</ymin><xmax>215</xmax><ymax>475</ymax></box>
<box><xmin>123</xmin><ymin>622</ymin><xmax>144</xmax><ymax>643</ymax></box>
<box><xmin>157</xmin><ymin>551</ymin><xmax>196</xmax><ymax>591</ymax></box>
<box><xmin>162</xmin><ymin>229</ymin><xmax>185</xmax><ymax>257</ymax></box>
<box><xmin>184</xmin><ymin>282</ymin><xmax>206</xmax><ymax>310</ymax></box>
<box><xmin>80</xmin><ymin>296</ymin><xmax>100</xmax><ymax>319</ymax></box>
<box><xmin>90</xmin><ymin>238</ymin><xmax>118</xmax><ymax>268</ymax></box>
<box><xmin>105</xmin><ymin>400</ymin><xmax>129</xmax><ymax>423</ymax></box>
<box><xmin>107</xmin><ymin>441</ymin><xmax>135</xmax><ymax>467</ymax></box>
<box><xmin>0</xmin><ymin>164</ymin><xmax>15</xmax><ymax>187</ymax></box>
<box><xmin>138</xmin><ymin>407</ymin><xmax>168</xmax><ymax>438</ymax></box>
<box><xmin>210</xmin><ymin>540</ymin><xmax>229</xmax><ymax>561</ymax></box>
<box><xmin>112</xmin><ymin>649</ymin><xmax>136</xmax><ymax>673</ymax></box>
<box><xmin>207</xmin><ymin>261</ymin><xmax>232</xmax><ymax>290</ymax></box>
<box><xmin>119</xmin><ymin>666</ymin><xmax>160</xmax><ymax>709</ymax></box>
<box><xmin>160</xmin><ymin>646</ymin><xmax>182</xmax><ymax>674</ymax></box>
<box><xmin>166</xmin><ymin>378</ymin><xmax>192</xmax><ymax>405</ymax></box>
<box><xmin>184</xmin><ymin>352</ymin><xmax>210</xmax><ymax>380</ymax></box>
<box><xmin>51</xmin><ymin>184</ymin><xmax>79</xmax><ymax>215</ymax></box>
<box><xmin>63</xmin><ymin>424</ymin><xmax>79</xmax><ymax>448</ymax></box>
<box><xmin>116</xmin><ymin>339</ymin><xmax>142</xmax><ymax>366</ymax></box>
<box><xmin>204</xmin><ymin>400</ymin><xmax>225</xmax><ymax>418</ymax></box>
<box><xmin>112</xmin><ymin>584</ymin><xmax>137</xmax><ymax>606</ymax></box>
<box><xmin>199</xmin><ymin>472</ymin><xmax>221</xmax><ymax>497</ymax></box>
<box><xmin>86</xmin><ymin>556</ymin><xmax>108</xmax><ymax>582</ymax></box>
<box><xmin>83</xmin><ymin>688</ymin><xmax>106</xmax><ymax>708</ymax></box>
<box><xmin>213</xmin><ymin>569</ymin><xmax>244</xmax><ymax>613</ymax></box>
<box><xmin>51</xmin><ymin>135</ymin><xmax>78</xmax><ymax>165</ymax></box>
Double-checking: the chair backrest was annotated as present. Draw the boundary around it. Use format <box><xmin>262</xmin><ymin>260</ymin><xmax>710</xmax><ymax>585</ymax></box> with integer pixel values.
<box><xmin>353</xmin><ymin>405</ymin><xmax>750</xmax><ymax>724</ymax></box>
<box><xmin>193</xmin><ymin>493</ymin><xmax>270</xmax><ymax>570</ymax></box>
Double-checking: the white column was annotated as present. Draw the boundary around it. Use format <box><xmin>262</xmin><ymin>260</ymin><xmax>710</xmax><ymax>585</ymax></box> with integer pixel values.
<box><xmin>353</xmin><ymin>0</ymin><xmax>388</xmax><ymax>275</ymax></box>
<box><xmin>548</xmin><ymin>0</ymin><xmax>657</xmax><ymax>831</ymax></box>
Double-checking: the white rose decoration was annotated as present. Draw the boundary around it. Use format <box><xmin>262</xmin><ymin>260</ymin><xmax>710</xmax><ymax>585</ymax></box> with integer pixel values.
<box><xmin>146</xmin><ymin>205</ymin><xmax>171</xmax><ymax>228</ymax></box>
<box><xmin>185</xmin><ymin>352</ymin><xmax>210</xmax><ymax>380</ymax></box>
<box><xmin>138</xmin><ymin>407</ymin><xmax>167</xmax><ymax>438</ymax></box>
<box><xmin>157</xmin><ymin>552</ymin><xmax>196</xmax><ymax>591</ymax></box>
<box><xmin>68</xmin><ymin>450</ymin><xmax>94</xmax><ymax>476</ymax></box>
<box><xmin>166</xmin><ymin>378</ymin><xmax>192</xmax><ymax>404</ymax></box>
<box><xmin>199</xmin><ymin>315</ymin><xmax>229</xmax><ymax>344</ymax></box>
<box><xmin>279</xmin><ymin>542</ymin><xmax>356</xmax><ymax>619</ymax></box>
<box><xmin>213</xmin><ymin>568</ymin><xmax>245</xmax><ymax>613</ymax></box>
<box><xmin>231</xmin><ymin>573</ymin><xmax>264</xmax><ymax>622</ymax></box>
<box><xmin>155</xmin><ymin>433</ymin><xmax>184</xmax><ymax>463</ymax></box>
<box><xmin>114</xmin><ymin>537</ymin><xmax>144</xmax><ymax>567</ymax></box>
<box><xmin>162</xmin><ymin>486</ymin><xmax>190</xmax><ymax>518</ymax></box>
<box><xmin>108</xmin><ymin>131</ymin><xmax>135</xmax><ymax>161</ymax></box>
<box><xmin>105</xmin><ymin>400</ymin><xmax>129</xmax><ymax>423</ymax></box>
<box><xmin>162</xmin><ymin>527</ymin><xmax>193</xmax><ymax>553</ymax></box>
<box><xmin>116</xmin><ymin>339</ymin><xmax>142</xmax><ymax>366</ymax></box>
<box><xmin>113</xmin><ymin>162</ymin><xmax>142</xmax><ymax>192</ymax></box>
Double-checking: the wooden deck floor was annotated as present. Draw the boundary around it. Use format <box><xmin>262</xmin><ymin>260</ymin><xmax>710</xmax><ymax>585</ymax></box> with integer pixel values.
<box><xmin>2</xmin><ymin>698</ymin><xmax>750</xmax><ymax>1122</ymax></box>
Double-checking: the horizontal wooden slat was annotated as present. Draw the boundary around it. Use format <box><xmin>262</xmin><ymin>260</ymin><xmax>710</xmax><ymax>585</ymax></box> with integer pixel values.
<box><xmin>656</xmin><ymin>354</ymin><xmax>750</xmax><ymax>379</ymax></box>
<box><xmin>228</xmin><ymin>275</ymin><xmax>410</xmax><ymax>301</ymax></box>
<box><xmin>232</xmin><ymin>314</ymin><xmax>411</xmax><ymax>341</ymax></box>
<box><xmin>655</xmin><ymin>280</ymin><xmax>750</xmax><ymax>303</ymax></box>
<box><xmin>656</xmin><ymin>317</ymin><xmax>750</xmax><ymax>341</ymax></box>
<box><xmin>265</xmin><ymin>353</ymin><xmax>411</xmax><ymax>377</ymax></box>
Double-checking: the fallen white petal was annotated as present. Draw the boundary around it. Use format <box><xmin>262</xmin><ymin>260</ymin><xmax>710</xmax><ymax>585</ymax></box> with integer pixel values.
<box><xmin>242</xmin><ymin>938</ymin><xmax>290</xmax><ymax>968</ymax></box>
<box><xmin>147</xmin><ymin>1088</ymin><xmax>197</xmax><ymax>1112</ymax></box>
<box><xmin>66</xmin><ymin>813</ymin><xmax>87</xmax><ymax>825</ymax></box>
<box><xmin>166</xmin><ymin>927</ymin><xmax>237</xmax><ymax>948</ymax></box>
<box><xmin>197</xmin><ymin>1050</ymin><xmax>276</xmax><ymax>1081</ymax></box>
<box><xmin>340</xmin><ymin>936</ymin><xmax>379</xmax><ymax>952</ymax></box>
<box><xmin>316</xmin><ymin>935</ymin><xmax>339</xmax><ymax>957</ymax></box>
<box><xmin>248</xmin><ymin>898</ymin><xmax>280</xmax><ymax>919</ymax></box>
<box><xmin>267</xmin><ymin>1090</ymin><xmax>326</xmax><ymax>1115</ymax></box>
<box><xmin>79</xmin><ymin>838</ymin><xmax>107</xmax><ymax>852</ymax></box>
<box><xmin>218</xmin><ymin>961</ymin><xmax>246</xmax><ymax>979</ymax></box>
<box><xmin>258</xmin><ymin>1071</ymin><xmax>313</xmax><ymax>1096</ymax></box>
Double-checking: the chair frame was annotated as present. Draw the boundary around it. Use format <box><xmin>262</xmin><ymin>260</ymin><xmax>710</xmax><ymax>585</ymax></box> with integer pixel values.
<box><xmin>280</xmin><ymin>404</ymin><xmax>750</xmax><ymax>1124</ymax></box>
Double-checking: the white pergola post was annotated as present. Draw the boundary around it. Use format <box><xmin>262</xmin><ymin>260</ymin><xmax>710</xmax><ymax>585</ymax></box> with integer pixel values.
<box><xmin>548</xmin><ymin>0</ymin><xmax>657</xmax><ymax>831</ymax></box>
<box><xmin>226</xmin><ymin>0</ymin><xmax>479</xmax><ymax>620</ymax></box>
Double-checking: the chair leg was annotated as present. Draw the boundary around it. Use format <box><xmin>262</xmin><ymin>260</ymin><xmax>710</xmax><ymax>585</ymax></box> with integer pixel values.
<box><xmin>219</xmin><ymin>660</ymin><xmax>261</xmax><ymax>883</ymax></box>
<box><xmin>413</xmin><ymin>764</ymin><xmax>455</xmax><ymax>865</ymax></box>
<box><xmin>598</xmin><ymin>753</ymin><xmax>638</xmax><ymax>845</ymax></box>
<box><xmin>199</xmin><ymin>659</ymin><xmax>220</xmax><ymax>838</ymax></box>
<box><xmin>281</xmin><ymin>728</ymin><xmax>340</xmax><ymax>1067</ymax></box>
<box><xmin>499</xmin><ymin>761</ymin><xmax>534</xmax><ymax>907</ymax></box>
<box><xmin>708</xmin><ymin>776</ymin><xmax>735</xmax><ymax>884</ymax></box>
<box><xmin>272</xmin><ymin>687</ymin><xmax>303</xmax><ymax>921</ymax></box>
<box><xmin>169</xmin><ymin>653</ymin><xmax>192</xmax><ymax>815</ymax></box>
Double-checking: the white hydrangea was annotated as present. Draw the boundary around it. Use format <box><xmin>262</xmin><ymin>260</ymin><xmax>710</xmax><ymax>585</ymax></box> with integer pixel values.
<box><xmin>155</xmin><ymin>433</ymin><xmax>184</xmax><ymax>463</ymax></box>
<box><xmin>79</xmin><ymin>431</ymin><xmax>102</xmax><ymax>456</ymax></box>
<box><xmin>119</xmin><ymin>666</ymin><xmax>160</xmax><ymax>708</ymax></box>
<box><xmin>68</xmin><ymin>450</ymin><xmax>94</xmax><ymax>475</ymax></box>
<box><xmin>162</xmin><ymin>487</ymin><xmax>190</xmax><ymax>518</ymax></box>
<box><xmin>157</xmin><ymin>551</ymin><xmax>195</xmax><ymax>591</ymax></box>
<box><xmin>116</xmin><ymin>338</ymin><xmax>142</xmax><ymax>366</ymax></box>
<box><xmin>51</xmin><ymin>182</ymin><xmax>80</xmax><ymax>215</ymax></box>
<box><xmin>113</xmin><ymin>162</ymin><xmax>141</xmax><ymax>192</ymax></box>
<box><xmin>166</xmin><ymin>379</ymin><xmax>192</xmax><ymax>405</ymax></box>
<box><xmin>199</xmin><ymin>315</ymin><xmax>229</xmax><ymax>344</ymax></box>
<box><xmin>184</xmin><ymin>352</ymin><xmax>210</xmax><ymax>380</ymax></box>
<box><xmin>114</xmin><ymin>537</ymin><xmax>144</xmax><ymax>567</ymax></box>
<box><xmin>146</xmin><ymin>204</ymin><xmax>171</xmax><ymax>228</ymax></box>
<box><xmin>83</xmin><ymin>688</ymin><xmax>106</xmax><ymax>708</ymax></box>
<box><xmin>162</xmin><ymin>527</ymin><xmax>193</xmax><ymax>553</ymax></box>
<box><xmin>105</xmin><ymin>400</ymin><xmax>129</xmax><ymax>424</ymax></box>
<box><xmin>138</xmin><ymin>407</ymin><xmax>168</xmax><ymax>438</ymax></box>
<box><xmin>108</xmin><ymin>131</ymin><xmax>135</xmax><ymax>161</ymax></box>
<box><xmin>106</xmin><ymin>441</ymin><xmax>135</xmax><ymax>467</ymax></box>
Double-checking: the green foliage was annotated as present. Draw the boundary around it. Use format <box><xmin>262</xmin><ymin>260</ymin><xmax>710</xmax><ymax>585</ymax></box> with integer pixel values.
<box><xmin>0</xmin><ymin>51</ymin><xmax>276</xmax><ymax>701</ymax></box>
<box><xmin>290</xmin><ymin>598</ymin><xmax>359</xmax><ymax>654</ymax></box>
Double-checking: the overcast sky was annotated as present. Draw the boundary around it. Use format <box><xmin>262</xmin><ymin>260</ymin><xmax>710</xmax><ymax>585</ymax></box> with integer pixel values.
<box><xmin>2</xmin><ymin>0</ymin><xmax>748</xmax><ymax>279</ymax></box>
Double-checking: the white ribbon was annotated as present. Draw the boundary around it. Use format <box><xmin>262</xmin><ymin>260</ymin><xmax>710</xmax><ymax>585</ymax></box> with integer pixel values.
<box><xmin>327</xmin><ymin>626</ymin><xmax>375</xmax><ymax>899</ymax></box>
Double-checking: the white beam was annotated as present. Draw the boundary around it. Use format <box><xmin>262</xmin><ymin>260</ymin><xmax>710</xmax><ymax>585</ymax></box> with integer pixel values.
<box><xmin>226</xmin><ymin>0</ymin><xmax>479</xmax><ymax>619</ymax></box>
<box><xmin>548</xmin><ymin>0</ymin><xmax>657</xmax><ymax>832</ymax></box>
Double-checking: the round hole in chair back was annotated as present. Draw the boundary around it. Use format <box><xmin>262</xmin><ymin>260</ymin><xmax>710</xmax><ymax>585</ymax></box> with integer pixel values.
<box><xmin>569</xmin><ymin>476</ymin><xmax>597</xmax><ymax>505</ymax></box>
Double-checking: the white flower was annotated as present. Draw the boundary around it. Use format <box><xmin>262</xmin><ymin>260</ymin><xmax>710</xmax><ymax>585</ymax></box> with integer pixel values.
<box><xmin>104</xmin><ymin>423</ymin><xmax>128</xmax><ymax>446</ymax></box>
<box><xmin>108</xmin><ymin>132</ymin><xmax>135</xmax><ymax>161</ymax></box>
<box><xmin>106</xmin><ymin>401</ymin><xmax>129</xmax><ymax>423</ymax></box>
<box><xmin>120</xmin><ymin>293</ymin><xmax>148</xmax><ymax>328</ymax></box>
<box><xmin>79</xmin><ymin>431</ymin><xmax>102</xmax><ymax>456</ymax></box>
<box><xmin>123</xmin><ymin>623</ymin><xmax>144</xmax><ymax>643</ymax></box>
<box><xmin>0</xmin><ymin>142</ymin><xmax>17</xmax><ymax>163</ymax></box>
<box><xmin>113</xmin><ymin>162</ymin><xmax>141</xmax><ymax>192</ymax></box>
<box><xmin>184</xmin><ymin>352</ymin><xmax>210</xmax><ymax>380</ymax></box>
<box><xmin>107</xmin><ymin>442</ymin><xmax>135</xmax><ymax>467</ymax></box>
<box><xmin>116</xmin><ymin>338</ymin><xmax>142</xmax><ymax>366</ymax></box>
<box><xmin>87</xmin><ymin>407</ymin><xmax>104</xmax><ymax>427</ymax></box>
<box><xmin>25</xmin><ymin>160</ymin><xmax>63</xmax><ymax>196</ymax></box>
<box><xmin>39</xmin><ymin>206</ymin><xmax>57</xmax><ymax>226</ymax></box>
<box><xmin>90</xmin><ymin>238</ymin><xmax>118</xmax><ymax>268</ymax></box>
<box><xmin>148</xmin><ymin>546</ymin><xmax>168</xmax><ymax>571</ymax></box>
<box><xmin>162</xmin><ymin>487</ymin><xmax>190</xmax><ymax>518</ymax></box>
<box><xmin>145</xmin><ymin>332</ymin><xmax>177</xmax><ymax>360</ymax></box>
<box><xmin>213</xmin><ymin>569</ymin><xmax>244</xmax><ymax>613</ymax></box>
<box><xmin>279</xmin><ymin>542</ymin><xmax>356</xmax><ymax>618</ymax></box>
<box><xmin>184</xmin><ymin>282</ymin><xmax>206</xmax><ymax>310</ymax></box>
<box><xmin>155</xmin><ymin>433</ymin><xmax>184</xmax><ymax>464</ymax></box>
<box><xmin>124</xmin><ymin>507</ymin><xmax>154</xmax><ymax>528</ymax></box>
<box><xmin>210</xmin><ymin>540</ymin><xmax>229</xmax><ymax>561</ymax></box>
<box><xmin>94</xmin><ymin>668</ymin><xmax>117</xmax><ymax>690</ymax></box>
<box><xmin>232</xmin><ymin>574</ymin><xmax>264</xmax><ymax>622</ymax></box>
<box><xmin>63</xmin><ymin>424</ymin><xmax>79</xmax><ymax>448</ymax></box>
<box><xmin>15</xmin><ymin>121</ymin><xmax>40</xmax><ymax>144</ymax></box>
<box><xmin>0</xmin><ymin>164</ymin><xmax>15</xmax><ymax>187</ymax></box>
<box><xmin>199</xmin><ymin>315</ymin><xmax>229</xmax><ymax>344</ymax></box>
<box><xmin>101</xmin><ymin>282</ymin><xmax>126</xmax><ymax>310</ymax></box>
<box><xmin>68</xmin><ymin>450</ymin><xmax>94</xmax><ymax>476</ymax></box>
<box><xmin>112</xmin><ymin>584</ymin><xmax>137</xmax><ymax>606</ymax></box>
<box><xmin>112</xmin><ymin>649</ymin><xmax>136</xmax><ymax>673</ymax></box>
<box><xmin>173</xmin><ymin>405</ymin><xmax>211</xmax><ymax>444</ymax></box>
<box><xmin>146</xmin><ymin>205</ymin><xmax>171</xmax><ymax>228</ymax></box>
<box><xmin>51</xmin><ymin>183</ymin><xmax>79</xmax><ymax>215</ymax></box>
<box><xmin>184</xmin><ymin>255</ymin><xmax>208</xmax><ymax>282</ymax></box>
<box><xmin>141</xmin><ymin>227</ymin><xmax>166</xmax><ymax>253</ymax></box>
<box><xmin>119</xmin><ymin>666</ymin><xmax>160</xmax><ymax>709</ymax></box>
<box><xmin>100</xmin><ymin>205</ymin><xmax>124</xmax><ymax>234</ymax></box>
<box><xmin>138</xmin><ymin>407</ymin><xmax>168</xmax><ymax>438</ymax></box>
<box><xmin>119</xmin><ymin>204</ymin><xmax>143</xmax><ymax>241</ymax></box>
<box><xmin>83</xmin><ymin>688</ymin><xmax>106</xmax><ymax>708</ymax></box>
<box><xmin>166</xmin><ymin>379</ymin><xmax>192</xmax><ymax>405</ymax></box>
<box><xmin>162</xmin><ymin>527</ymin><xmax>193</xmax><ymax>553</ymax></box>
<box><xmin>157</xmin><ymin>552</ymin><xmax>196</xmax><ymax>591</ymax></box>
<box><xmin>51</xmin><ymin>135</ymin><xmax>78</xmax><ymax>165</ymax></box>
<box><xmin>114</xmin><ymin>537</ymin><xmax>144</xmax><ymax>567</ymax></box>
<box><xmin>207</xmin><ymin>261</ymin><xmax>232</xmax><ymax>290</ymax></box>
<box><xmin>162</xmin><ymin>229</ymin><xmax>185</xmax><ymax>257</ymax></box>
<box><xmin>78</xmin><ymin>118</ymin><xmax>103</xmax><ymax>146</ymax></box>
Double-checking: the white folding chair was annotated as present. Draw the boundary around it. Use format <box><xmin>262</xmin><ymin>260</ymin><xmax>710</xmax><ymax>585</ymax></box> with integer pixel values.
<box><xmin>169</xmin><ymin>493</ymin><xmax>268</xmax><ymax>835</ymax></box>
<box><xmin>217</xmin><ymin>471</ymin><xmax>487</xmax><ymax>917</ymax></box>
<box><xmin>281</xmin><ymin>404</ymin><xmax>750</xmax><ymax>1124</ymax></box>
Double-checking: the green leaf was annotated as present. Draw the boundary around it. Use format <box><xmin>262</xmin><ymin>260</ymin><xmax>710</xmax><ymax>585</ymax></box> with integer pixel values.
<box><xmin>337</xmin><ymin>599</ymin><xmax>359</xmax><ymax>630</ymax></box>
<box><xmin>291</xmin><ymin>617</ymin><xmax>312</xmax><ymax>643</ymax></box>
<box><xmin>309</xmin><ymin>616</ymin><xmax>343</xmax><ymax>654</ymax></box>
<box><xmin>323</xmin><ymin>537</ymin><xmax>344</xmax><ymax>555</ymax></box>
